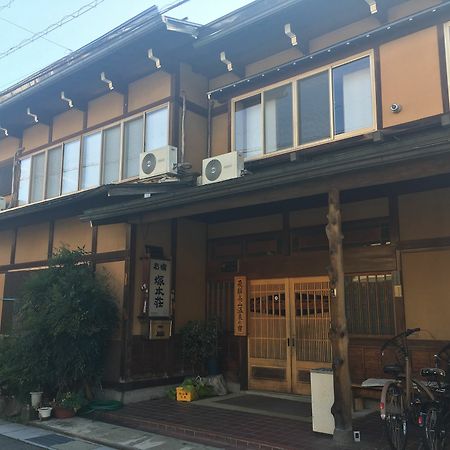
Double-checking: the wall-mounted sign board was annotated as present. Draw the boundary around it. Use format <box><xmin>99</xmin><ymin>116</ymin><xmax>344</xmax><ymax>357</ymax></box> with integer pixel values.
<box><xmin>234</xmin><ymin>276</ymin><xmax>247</xmax><ymax>336</ymax></box>
<box><xmin>149</xmin><ymin>320</ymin><xmax>172</xmax><ymax>340</ymax></box>
<box><xmin>149</xmin><ymin>259</ymin><xmax>171</xmax><ymax>317</ymax></box>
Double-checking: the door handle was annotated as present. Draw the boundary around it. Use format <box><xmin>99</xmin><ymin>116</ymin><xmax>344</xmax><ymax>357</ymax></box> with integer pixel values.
<box><xmin>291</xmin><ymin>337</ymin><xmax>295</xmax><ymax>347</ymax></box>
<box><xmin>287</xmin><ymin>338</ymin><xmax>290</xmax><ymax>347</ymax></box>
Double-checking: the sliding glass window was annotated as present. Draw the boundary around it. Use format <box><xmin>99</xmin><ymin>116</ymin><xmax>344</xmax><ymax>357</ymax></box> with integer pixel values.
<box><xmin>298</xmin><ymin>71</ymin><xmax>331</xmax><ymax>145</ymax></box>
<box><xmin>16</xmin><ymin>103</ymin><xmax>170</xmax><ymax>206</ymax></box>
<box><xmin>46</xmin><ymin>146</ymin><xmax>62</xmax><ymax>199</ymax></box>
<box><xmin>81</xmin><ymin>132</ymin><xmax>101</xmax><ymax>189</ymax></box>
<box><xmin>103</xmin><ymin>126</ymin><xmax>121</xmax><ymax>184</ymax></box>
<box><xmin>145</xmin><ymin>106</ymin><xmax>169</xmax><ymax>152</ymax></box>
<box><xmin>18</xmin><ymin>158</ymin><xmax>31</xmax><ymax>206</ymax></box>
<box><xmin>333</xmin><ymin>56</ymin><xmax>372</xmax><ymax>135</ymax></box>
<box><xmin>123</xmin><ymin>117</ymin><xmax>143</xmax><ymax>179</ymax></box>
<box><xmin>234</xmin><ymin>54</ymin><xmax>375</xmax><ymax>158</ymax></box>
<box><xmin>264</xmin><ymin>84</ymin><xmax>293</xmax><ymax>153</ymax></box>
<box><xmin>62</xmin><ymin>140</ymin><xmax>80</xmax><ymax>194</ymax></box>
<box><xmin>30</xmin><ymin>153</ymin><xmax>45</xmax><ymax>203</ymax></box>
<box><xmin>235</xmin><ymin>94</ymin><xmax>262</xmax><ymax>159</ymax></box>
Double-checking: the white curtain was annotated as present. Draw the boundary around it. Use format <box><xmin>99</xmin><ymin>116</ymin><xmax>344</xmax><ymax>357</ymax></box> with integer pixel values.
<box><xmin>342</xmin><ymin>66</ymin><xmax>372</xmax><ymax>133</ymax></box>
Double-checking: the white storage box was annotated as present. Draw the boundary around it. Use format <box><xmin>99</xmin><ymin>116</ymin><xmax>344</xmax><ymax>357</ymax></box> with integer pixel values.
<box><xmin>311</xmin><ymin>368</ymin><xmax>335</xmax><ymax>435</ymax></box>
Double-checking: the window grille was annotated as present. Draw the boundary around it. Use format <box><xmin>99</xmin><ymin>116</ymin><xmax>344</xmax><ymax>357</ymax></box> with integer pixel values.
<box><xmin>345</xmin><ymin>273</ymin><xmax>395</xmax><ymax>336</ymax></box>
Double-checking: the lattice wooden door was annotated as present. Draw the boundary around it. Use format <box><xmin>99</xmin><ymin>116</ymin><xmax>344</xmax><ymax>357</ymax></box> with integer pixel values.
<box><xmin>290</xmin><ymin>277</ymin><xmax>332</xmax><ymax>395</ymax></box>
<box><xmin>248</xmin><ymin>277</ymin><xmax>332</xmax><ymax>394</ymax></box>
<box><xmin>248</xmin><ymin>279</ymin><xmax>292</xmax><ymax>392</ymax></box>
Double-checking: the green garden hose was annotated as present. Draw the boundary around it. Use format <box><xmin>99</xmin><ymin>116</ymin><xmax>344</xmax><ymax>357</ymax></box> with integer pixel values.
<box><xmin>81</xmin><ymin>400</ymin><xmax>123</xmax><ymax>414</ymax></box>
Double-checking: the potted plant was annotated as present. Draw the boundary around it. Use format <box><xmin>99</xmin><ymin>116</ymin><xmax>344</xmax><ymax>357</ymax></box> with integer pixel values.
<box><xmin>37</xmin><ymin>406</ymin><xmax>52</xmax><ymax>420</ymax></box>
<box><xmin>52</xmin><ymin>391</ymin><xmax>85</xmax><ymax>419</ymax></box>
<box><xmin>180</xmin><ymin>318</ymin><xmax>221</xmax><ymax>375</ymax></box>
<box><xmin>204</xmin><ymin>319</ymin><xmax>221</xmax><ymax>376</ymax></box>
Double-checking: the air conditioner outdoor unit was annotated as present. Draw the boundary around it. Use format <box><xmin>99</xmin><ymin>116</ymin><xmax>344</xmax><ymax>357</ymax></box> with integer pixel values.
<box><xmin>0</xmin><ymin>197</ymin><xmax>6</xmax><ymax>211</ymax></box>
<box><xmin>139</xmin><ymin>146</ymin><xmax>178</xmax><ymax>180</ymax></box>
<box><xmin>202</xmin><ymin>152</ymin><xmax>244</xmax><ymax>185</ymax></box>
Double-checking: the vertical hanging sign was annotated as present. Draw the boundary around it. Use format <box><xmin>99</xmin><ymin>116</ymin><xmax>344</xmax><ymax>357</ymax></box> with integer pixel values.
<box><xmin>149</xmin><ymin>259</ymin><xmax>171</xmax><ymax>317</ymax></box>
<box><xmin>234</xmin><ymin>276</ymin><xmax>247</xmax><ymax>336</ymax></box>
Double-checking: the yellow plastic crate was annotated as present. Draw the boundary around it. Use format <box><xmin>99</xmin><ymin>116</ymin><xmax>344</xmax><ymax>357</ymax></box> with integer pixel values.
<box><xmin>176</xmin><ymin>386</ymin><xmax>198</xmax><ymax>402</ymax></box>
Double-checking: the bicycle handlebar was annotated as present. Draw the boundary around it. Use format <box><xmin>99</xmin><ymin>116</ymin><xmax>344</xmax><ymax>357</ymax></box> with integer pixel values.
<box><xmin>381</xmin><ymin>328</ymin><xmax>421</xmax><ymax>353</ymax></box>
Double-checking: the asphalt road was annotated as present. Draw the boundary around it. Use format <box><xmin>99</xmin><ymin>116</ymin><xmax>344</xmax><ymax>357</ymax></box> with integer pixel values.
<box><xmin>0</xmin><ymin>434</ymin><xmax>42</xmax><ymax>449</ymax></box>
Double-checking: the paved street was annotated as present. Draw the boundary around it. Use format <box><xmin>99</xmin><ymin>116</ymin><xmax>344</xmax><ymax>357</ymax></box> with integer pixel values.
<box><xmin>0</xmin><ymin>435</ymin><xmax>42</xmax><ymax>449</ymax></box>
<box><xmin>0</xmin><ymin>418</ymin><xmax>220</xmax><ymax>450</ymax></box>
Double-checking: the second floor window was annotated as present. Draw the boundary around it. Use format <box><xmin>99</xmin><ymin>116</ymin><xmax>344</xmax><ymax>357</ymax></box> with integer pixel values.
<box><xmin>81</xmin><ymin>132</ymin><xmax>102</xmax><ymax>189</ymax></box>
<box><xmin>233</xmin><ymin>54</ymin><xmax>375</xmax><ymax>159</ymax></box>
<box><xmin>123</xmin><ymin>117</ymin><xmax>144</xmax><ymax>179</ymax></box>
<box><xmin>17</xmin><ymin>104</ymin><xmax>169</xmax><ymax>206</ymax></box>
<box><xmin>62</xmin><ymin>140</ymin><xmax>81</xmax><ymax>194</ymax></box>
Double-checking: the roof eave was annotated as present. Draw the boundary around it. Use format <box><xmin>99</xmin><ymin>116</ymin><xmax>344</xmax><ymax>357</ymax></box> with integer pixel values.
<box><xmin>195</xmin><ymin>0</ymin><xmax>303</xmax><ymax>49</ymax></box>
<box><xmin>81</xmin><ymin>125</ymin><xmax>450</xmax><ymax>225</ymax></box>
<box><xmin>207</xmin><ymin>2</ymin><xmax>450</xmax><ymax>101</ymax></box>
<box><xmin>0</xmin><ymin>12</ymin><xmax>201</xmax><ymax>109</ymax></box>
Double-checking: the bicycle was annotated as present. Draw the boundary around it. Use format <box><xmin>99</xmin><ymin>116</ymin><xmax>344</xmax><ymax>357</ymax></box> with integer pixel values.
<box><xmin>422</xmin><ymin>343</ymin><xmax>450</xmax><ymax>450</ymax></box>
<box><xmin>380</xmin><ymin>328</ymin><xmax>435</xmax><ymax>450</ymax></box>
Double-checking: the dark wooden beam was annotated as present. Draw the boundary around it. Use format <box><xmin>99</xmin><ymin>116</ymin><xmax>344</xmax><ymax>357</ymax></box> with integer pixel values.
<box><xmin>47</xmin><ymin>221</ymin><xmax>55</xmax><ymax>259</ymax></box>
<box><xmin>0</xmin><ymin>250</ymin><xmax>128</xmax><ymax>274</ymax></box>
<box><xmin>120</xmin><ymin>224</ymin><xmax>136</xmax><ymax>381</ymax></box>
<box><xmin>219</xmin><ymin>51</ymin><xmax>244</xmax><ymax>79</ymax></box>
<box><xmin>370</xmin><ymin>1</ymin><xmax>388</xmax><ymax>24</ymax></box>
<box><xmin>284</xmin><ymin>23</ymin><xmax>309</xmax><ymax>55</ymax></box>
<box><xmin>326</xmin><ymin>188</ymin><xmax>353</xmax><ymax>445</ymax></box>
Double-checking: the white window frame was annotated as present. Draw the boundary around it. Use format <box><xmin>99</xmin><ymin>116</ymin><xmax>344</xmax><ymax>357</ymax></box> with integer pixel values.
<box><xmin>231</xmin><ymin>51</ymin><xmax>377</xmax><ymax>161</ymax></box>
<box><xmin>16</xmin><ymin>103</ymin><xmax>170</xmax><ymax>206</ymax></box>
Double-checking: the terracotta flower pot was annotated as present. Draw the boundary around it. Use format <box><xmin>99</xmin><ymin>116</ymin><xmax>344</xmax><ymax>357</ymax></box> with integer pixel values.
<box><xmin>52</xmin><ymin>406</ymin><xmax>75</xmax><ymax>419</ymax></box>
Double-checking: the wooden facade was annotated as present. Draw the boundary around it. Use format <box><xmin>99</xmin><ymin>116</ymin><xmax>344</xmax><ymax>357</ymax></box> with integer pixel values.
<box><xmin>1</xmin><ymin>0</ymin><xmax>450</xmax><ymax>401</ymax></box>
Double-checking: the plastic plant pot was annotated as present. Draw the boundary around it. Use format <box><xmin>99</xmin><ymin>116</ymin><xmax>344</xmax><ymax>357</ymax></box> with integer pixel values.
<box><xmin>30</xmin><ymin>392</ymin><xmax>43</xmax><ymax>408</ymax></box>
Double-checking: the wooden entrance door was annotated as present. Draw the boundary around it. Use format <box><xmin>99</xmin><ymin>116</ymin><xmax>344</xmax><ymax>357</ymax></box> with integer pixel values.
<box><xmin>289</xmin><ymin>277</ymin><xmax>332</xmax><ymax>394</ymax></box>
<box><xmin>248</xmin><ymin>277</ymin><xmax>332</xmax><ymax>394</ymax></box>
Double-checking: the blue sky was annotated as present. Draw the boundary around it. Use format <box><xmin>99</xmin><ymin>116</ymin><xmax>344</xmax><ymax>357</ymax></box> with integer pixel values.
<box><xmin>0</xmin><ymin>0</ymin><xmax>253</xmax><ymax>91</ymax></box>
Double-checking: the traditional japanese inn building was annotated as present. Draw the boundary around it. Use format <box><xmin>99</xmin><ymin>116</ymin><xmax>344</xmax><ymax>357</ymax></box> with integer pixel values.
<box><xmin>1</xmin><ymin>0</ymin><xmax>450</xmax><ymax>402</ymax></box>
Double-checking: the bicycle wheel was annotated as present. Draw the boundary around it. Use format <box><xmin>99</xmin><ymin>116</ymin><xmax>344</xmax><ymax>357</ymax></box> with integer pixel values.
<box><xmin>424</xmin><ymin>406</ymin><xmax>448</xmax><ymax>450</ymax></box>
<box><xmin>384</xmin><ymin>383</ymin><xmax>408</xmax><ymax>450</ymax></box>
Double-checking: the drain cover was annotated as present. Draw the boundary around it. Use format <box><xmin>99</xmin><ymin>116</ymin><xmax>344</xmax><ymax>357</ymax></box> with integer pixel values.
<box><xmin>27</xmin><ymin>433</ymin><xmax>73</xmax><ymax>446</ymax></box>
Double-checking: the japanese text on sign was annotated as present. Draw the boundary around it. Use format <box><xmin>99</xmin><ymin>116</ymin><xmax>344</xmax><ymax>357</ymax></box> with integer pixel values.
<box><xmin>149</xmin><ymin>259</ymin><xmax>171</xmax><ymax>317</ymax></box>
<box><xmin>234</xmin><ymin>276</ymin><xmax>247</xmax><ymax>336</ymax></box>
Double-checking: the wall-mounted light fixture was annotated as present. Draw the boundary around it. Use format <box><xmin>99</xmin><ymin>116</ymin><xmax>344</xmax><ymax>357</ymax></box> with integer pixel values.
<box><xmin>284</xmin><ymin>24</ymin><xmax>298</xmax><ymax>46</ymax></box>
<box><xmin>60</xmin><ymin>91</ymin><xmax>74</xmax><ymax>108</ymax></box>
<box><xmin>0</xmin><ymin>126</ymin><xmax>8</xmax><ymax>137</ymax></box>
<box><xmin>100</xmin><ymin>72</ymin><xmax>114</xmax><ymax>90</ymax></box>
<box><xmin>26</xmin><ymin>107</ymin><xmax>38</xmax><ymax>123</ymax></box>
<box><xmin>148</xmin><ymin>49</ymin><xmax>161</xmax><ymax>69</ymax></box>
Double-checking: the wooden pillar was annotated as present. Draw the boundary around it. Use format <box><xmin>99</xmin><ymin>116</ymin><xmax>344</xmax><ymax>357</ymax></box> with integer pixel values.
<box><xmin>326</xmin><ymin>188</ymin><xmax>353</xmax><ymax>445</ymax></box>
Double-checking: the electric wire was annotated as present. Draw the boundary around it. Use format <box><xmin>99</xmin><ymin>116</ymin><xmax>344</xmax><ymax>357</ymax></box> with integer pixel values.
<box><xmin>0</xmin><ymin>0</ymin><xmax>16</xmax><ymax>13</ymax></box>
<box><xmin>0</xmin><ymin>0</ymin><xmax>191</xmax><ymax>90</ymax></box>
<box><xmin>0</xmin><ymin>16</ymin><xmax>73</xmax><ymax>53</ymax></box>
<box><xmin>0</xmin><ymin>0</ymin><xmax>105</xmax><ymax>60</ymax></box>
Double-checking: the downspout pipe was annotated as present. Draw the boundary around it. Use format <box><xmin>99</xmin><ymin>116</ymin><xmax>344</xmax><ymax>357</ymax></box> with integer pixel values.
<box><xmin>180</xmin><ymin>91</ymin><xmax>186</xmax><ymax>164</ymax></box>
<box><xmin>207</xmin><ymin>97</ymin><xmax>213</xmax><ymax>158</ymax></box>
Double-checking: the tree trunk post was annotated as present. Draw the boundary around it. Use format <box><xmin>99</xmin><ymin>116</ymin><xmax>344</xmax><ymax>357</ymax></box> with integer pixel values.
<box><xmin>326</xmin><ymin>188</ymin><xmax>353</xmax><ymax>445</ymax></box>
